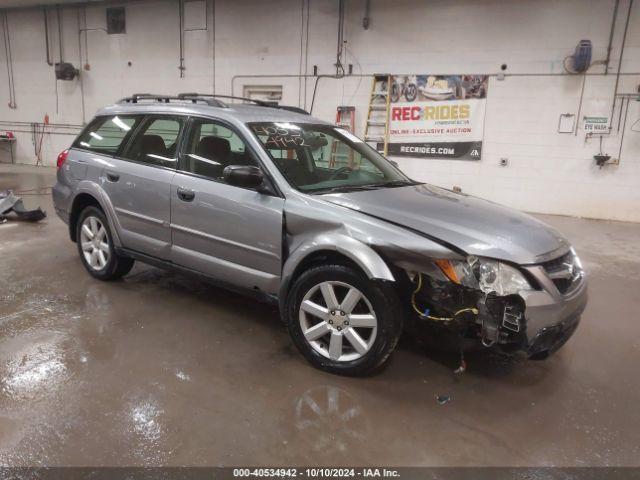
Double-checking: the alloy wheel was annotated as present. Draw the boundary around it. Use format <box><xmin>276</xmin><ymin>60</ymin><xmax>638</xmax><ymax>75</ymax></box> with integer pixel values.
<box><xmin>299</xmin><ymin>281</ymin><xmax>378</xmax><ymax>362</ymax></box>
<box><xmin>80</xmin><ymin>216</ymin><xmax>110</xmax><ymax>271</ymax></box>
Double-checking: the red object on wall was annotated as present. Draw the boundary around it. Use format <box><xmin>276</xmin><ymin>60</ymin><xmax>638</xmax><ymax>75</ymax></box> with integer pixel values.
<box><xmin>6</xmin><ymin>131</ymin><xmax>14</xmax><ymax>138</ymax></box>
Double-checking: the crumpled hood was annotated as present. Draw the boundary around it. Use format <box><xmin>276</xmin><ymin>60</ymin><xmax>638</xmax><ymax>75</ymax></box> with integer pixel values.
<box><xmin>321</xmin><ymin>184</ymin><xmax>570</xmax><ymax>265</ymax></box>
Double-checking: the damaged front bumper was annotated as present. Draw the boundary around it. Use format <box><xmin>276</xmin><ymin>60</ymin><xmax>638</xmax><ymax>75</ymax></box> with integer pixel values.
<box><xmin>406</xmin><ymin>253</ymin><xmax>588</xmax><ymax>358</ymax></box>
<box><xmin>519</xmin><ymin>264</ymin><xmax>587</xmax><ymax>357</ymax></box>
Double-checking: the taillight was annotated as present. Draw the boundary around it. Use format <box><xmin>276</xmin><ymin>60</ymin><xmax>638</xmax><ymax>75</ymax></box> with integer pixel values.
<box><xmin>56</xmin><ymin>149</ymin><xmax>69</xmax><ymax>169</ymax></box>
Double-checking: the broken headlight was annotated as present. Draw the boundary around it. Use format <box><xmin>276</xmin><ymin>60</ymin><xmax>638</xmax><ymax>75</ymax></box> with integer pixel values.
<box><xmin>435</xmin><ymin>257</ymin><xmax>532</xmax><ymax>296</ymax></box>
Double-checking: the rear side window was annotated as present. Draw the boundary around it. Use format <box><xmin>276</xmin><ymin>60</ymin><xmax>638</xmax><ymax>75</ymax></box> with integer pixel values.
<box><xmin>73</xmin><ymin>115</ymin><xmax>139</xmax><ymax>155</ymax></box>
<box><xmin>122</xmin><ymin>116</ymin><xmax>184</xmax><ymax>168</ymax></box>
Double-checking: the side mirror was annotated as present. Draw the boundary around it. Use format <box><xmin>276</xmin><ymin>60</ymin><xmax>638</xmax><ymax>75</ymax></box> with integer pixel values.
<box><xmin>223</xmin><ymin>165</ymin><xmax>264</xmax><ymax>189</ymax></box>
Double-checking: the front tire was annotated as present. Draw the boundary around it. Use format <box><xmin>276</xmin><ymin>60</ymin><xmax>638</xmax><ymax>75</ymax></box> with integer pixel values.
<box><xmin>76</xmin><ymin>206</ymin><xmax>134</xmax><ymax>281</ymax></box>
<box><xmin>285</xmin><ymin>264</ymin><xmax>403</xmax><ymax>376</ymax></box>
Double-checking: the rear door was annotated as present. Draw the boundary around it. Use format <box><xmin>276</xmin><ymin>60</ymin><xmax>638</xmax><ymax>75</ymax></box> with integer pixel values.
<box><xmin>68</xmin><ymin>114</ymin><xmax>140</xmax><ymax>191</ymax></box>
<box><xmin>102</xmin><ymin>115</ymin><xmax>185</xmax><ymax>260</ymax></box>
<box><xmin>70</xmin><ymin>115</ymin><xmax>135</xmax><ymax>182</ymax></box>
<box><xmin>170</xmin><ymin>117</ymin><xmax>284</xmax><ymax>293</ymax></box>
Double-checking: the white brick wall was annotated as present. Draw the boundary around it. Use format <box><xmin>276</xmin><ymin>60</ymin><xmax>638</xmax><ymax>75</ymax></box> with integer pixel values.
<box><xmin>0</xmin><ymin>0</ymin><xmax>639</xmax><ymax>221</ymax></box>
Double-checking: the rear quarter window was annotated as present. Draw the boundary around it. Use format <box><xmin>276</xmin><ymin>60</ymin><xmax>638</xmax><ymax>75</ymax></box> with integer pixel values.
<box><xmin>73</xmin><ymin>115</ymin><xmax>139</xmax><ymax>155</ymax></box>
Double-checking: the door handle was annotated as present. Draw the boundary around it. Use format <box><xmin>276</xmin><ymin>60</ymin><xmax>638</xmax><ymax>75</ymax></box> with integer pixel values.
<box><xmin>177</xmin><ymin>186</ymin><xmax>195</xmax><ymax>202</ymax></box>
<box><xmin>106</xmin><ymin>171</ymin><xmax>120</xmax><ymax>182</ymax></box>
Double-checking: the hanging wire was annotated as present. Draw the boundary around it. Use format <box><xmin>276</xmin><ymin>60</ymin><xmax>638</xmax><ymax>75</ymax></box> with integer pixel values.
<box><xmin>2</xmin><ymin>11</ymin><xmax>17</xmax><ymax>109</ymax></box>
<box><xmin>335</xmin><ymin>0</ymin><xmax>346</xmax><ymax>76</ymax></box>
<box><xmin>411</xmin><ymin>273</ymin><xmax>479</xmax><ymax>322</ymax></box>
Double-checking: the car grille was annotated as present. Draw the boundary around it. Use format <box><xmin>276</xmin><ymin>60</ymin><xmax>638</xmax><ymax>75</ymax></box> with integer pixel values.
<box><xmin>541</xmin><ymin>250</ymin><xmax>583</xmax><ymax>294</ymax></box>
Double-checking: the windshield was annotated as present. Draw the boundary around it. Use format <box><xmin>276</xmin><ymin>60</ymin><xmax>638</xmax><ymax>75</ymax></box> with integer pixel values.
<box><xmin>248</xmin><ymin>122</ymin><xmax>417</xmax><ymax>194</ymax></box>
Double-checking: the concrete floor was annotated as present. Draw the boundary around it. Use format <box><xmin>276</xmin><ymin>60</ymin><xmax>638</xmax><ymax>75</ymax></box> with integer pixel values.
<box><xmin>1</xmin><ymin>164</ymin><xmax>639</xmax><ymax>467</ymax></box>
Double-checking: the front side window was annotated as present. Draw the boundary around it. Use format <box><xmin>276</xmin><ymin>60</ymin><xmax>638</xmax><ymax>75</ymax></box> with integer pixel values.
<box><xmin>180</xmin><ymin>118</ymin><xmax>257</xmax><ymax>181</ymax></box>
<box><xmin>249</xmin><ymin>123</ymin><xmax>414</xmax><ymax>193</ymax></box>
<box><xmin>73</xmin><ymin>115</ymin><xmax>139</xmax><ymax>155</ymax></box>
<box><xmin>122</xmin><ymin>116</ymin><xmax>184</xmax><ymax>168</ymax></box>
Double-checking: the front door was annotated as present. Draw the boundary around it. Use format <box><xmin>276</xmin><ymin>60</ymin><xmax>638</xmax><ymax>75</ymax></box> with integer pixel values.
<box><xmin>170</xmin><ymin>117</ymin><xmax>284</xmax><ymax>293</ymax></box>
<box><xmin>103</xmin><ymin>115</ymin><xmax>185</xmax><ymax>259</ymax></box>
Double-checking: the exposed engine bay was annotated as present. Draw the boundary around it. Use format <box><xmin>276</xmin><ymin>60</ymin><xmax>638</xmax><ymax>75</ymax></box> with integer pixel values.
<box><xmin>402</xmin><ymin>257</ymin><xmax>530</xmax><ymax>358</ymax></box>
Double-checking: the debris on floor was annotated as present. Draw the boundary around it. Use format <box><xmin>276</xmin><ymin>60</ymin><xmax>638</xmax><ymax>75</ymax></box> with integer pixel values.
<box><xmin>0</xmin><ymin>190</ymin><xmax>46</xmax><ymax>222</ymax></box>
<box><xmin>436</xmin><ymin>395</ymin><xmax>451</xmax><ymax>405</ymax></box>
<box><xmin>454</xmin><ymin>351</ymin><xmax>467</xmax><ymax>375</ymax></box>
<box><xmin>454</xmin><ymin>360</ymin><xmax>467</xmax><ymax>375</ymax></box>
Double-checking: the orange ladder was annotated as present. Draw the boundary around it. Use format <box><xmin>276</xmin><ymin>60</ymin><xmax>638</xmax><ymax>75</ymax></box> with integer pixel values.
<box><xmin>330</xmin><ymin>106</ymin><xmax>355</xmax><ymax>168</ymax></box>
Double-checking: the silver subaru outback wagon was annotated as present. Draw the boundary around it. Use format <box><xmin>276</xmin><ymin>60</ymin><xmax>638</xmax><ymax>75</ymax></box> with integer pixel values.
<box><xmin>52</xmin><ymin>93</ymin><xmax>588</xmax><ymax>376</ymax></box>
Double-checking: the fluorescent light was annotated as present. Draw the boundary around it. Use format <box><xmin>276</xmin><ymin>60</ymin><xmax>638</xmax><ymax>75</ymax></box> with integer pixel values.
<box><xmin>147</xmin><ymin>154</ymin><xmax>176</xmax><ymax>162</ymax></box>
<box><xmin>275</xmin><ymin>122</ymin><xmax>301</xmax><ymax>130</ymax></box>
<box><xmin>111</xmin><ymin>116</ymin><xmax>131</xmax><ymax>131</ymax></box>
<box><xmin>187</xmin><ymin>154</ymin><xmax>220</xmax><ymax>166</ymax></box>
<box><xmin>89</xmin><ymin>131</ymin><xmax>104</xmax><ymax>141</ymax></box>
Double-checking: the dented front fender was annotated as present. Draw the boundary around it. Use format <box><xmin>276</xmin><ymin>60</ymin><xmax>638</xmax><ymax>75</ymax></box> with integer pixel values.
<box><xmin>279</xmin><ymin>191</ymin><xmax>461</xmax><ymax>300</ymax></box>
<box><xmin>281</xmin><ymin>231</ymin><xmax>395</xmax><ymax>294</ymax></box>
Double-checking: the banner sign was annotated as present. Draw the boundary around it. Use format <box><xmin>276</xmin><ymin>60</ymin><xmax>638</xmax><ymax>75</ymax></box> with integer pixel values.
<box><xmin>384</xmin><ymin>75</ymin><xmax>489</xmax><ymax>161</ymax></box>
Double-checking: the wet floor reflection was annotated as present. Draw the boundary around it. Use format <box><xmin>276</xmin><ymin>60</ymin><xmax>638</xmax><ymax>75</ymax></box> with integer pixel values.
<box><xmin>125</xmin><ymin>397</ymin><xmax>168</xmax><ymax>465</ymax></box>
<box><xmin>2</xmin><ymin>340</ymin><xmax>68</xmax><ymax>401</ymax></box>
<box><xmin>294</xmin><ymin>386</ymin><xmax>370</xmax><ymax>455</ymax></box>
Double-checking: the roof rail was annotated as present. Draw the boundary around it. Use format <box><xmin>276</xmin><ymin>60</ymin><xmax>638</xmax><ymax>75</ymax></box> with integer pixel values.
<box><xmin>116</xmin><ymin>93</ymin><xmax>311</xmax><ymax>114</ymax></box>
<box><xmin>273</xmin><ymin>105</ymin><xmax>312</xmax><ymax>115</ymax></box>
<box><xmin>177</xmin><ymin>93</ymin><xmax>310</xmax><ymax>115</ymax></box>
<box><xmin>178</xmin><ymin>93</ymin><xmax>266</xmax><ymax>105</ymax></box>
<box><xmin>118</xmin><ymin>93</ymin><xmax>227</xmax><ymax>107</ymax></box>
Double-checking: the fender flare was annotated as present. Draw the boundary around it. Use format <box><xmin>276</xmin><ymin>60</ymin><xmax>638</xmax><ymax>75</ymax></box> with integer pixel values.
<box><xmin>70</xmin><ymin>181</ymin><xmax>124</xmax><ymax>247</ymax></box>
<box><xmin>279</xmin><ymin>232</ymin><xmax>395</xmax><ymax>304</ymax></box>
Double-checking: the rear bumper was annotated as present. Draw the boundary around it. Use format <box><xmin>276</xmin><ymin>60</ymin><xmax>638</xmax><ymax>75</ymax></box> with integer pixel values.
<box><xmin>52</xmin><ymin>182</ymin><xmax>70</xmax><ymax>224</ymax></box>
<box><xmin>54</xmin><ymin>206</ymin><xmax>69</xmax><ymax>224</ymax></box>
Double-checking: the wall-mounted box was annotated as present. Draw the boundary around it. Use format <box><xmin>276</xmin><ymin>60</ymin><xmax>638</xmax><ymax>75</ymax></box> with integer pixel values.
<box><xmin>184</xmin><ymin>0</ymin><xmax>207</xmax><ymax>31</ymax></box>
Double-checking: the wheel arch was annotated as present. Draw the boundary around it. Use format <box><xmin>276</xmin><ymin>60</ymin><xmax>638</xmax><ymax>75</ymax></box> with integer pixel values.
<box><xmin>68</xmin><ymin>183</ymin><xmax>122</xmax><ymax>247</ymax></box>
<box><xmin>69</xmin><ymin>193</ymin><xmax>101</xmax><ymax>242</ymax></box>
<box><xmin>279</xmin><ymin>233</ymin><xmax>395</xmax><ymax>312</ymax></box>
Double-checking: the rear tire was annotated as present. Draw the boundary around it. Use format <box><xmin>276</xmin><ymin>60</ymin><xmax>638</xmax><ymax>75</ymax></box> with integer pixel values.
<box><xmin>76</xmin><ymin>206</ymin><xmax>134</xmax><ymax>281</ymax></box>
<box><xmin>285</xmin><ymin>264</ymin><xmax>403</xmax><ymax>376</ymax></box>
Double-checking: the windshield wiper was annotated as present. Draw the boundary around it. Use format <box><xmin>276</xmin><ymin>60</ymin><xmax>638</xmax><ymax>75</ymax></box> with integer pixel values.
<box><xmin>372</xmin><ymin>180</ymin><xmax>421</xmax><ymax>188</ymax></box>
<box><xmin>343</xmin><ymin>180</ymin><xmax>420</xmax><ymax>190</ymax></box>
<box><xmin>310</xmin><ymin>180</ymin><xmax>420</xmax><ymax>194</ymax></box>
<box><xmin>310</xmin><ymin>185</ymin><xmax>378</xmax><ymax>194</ymax></box>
